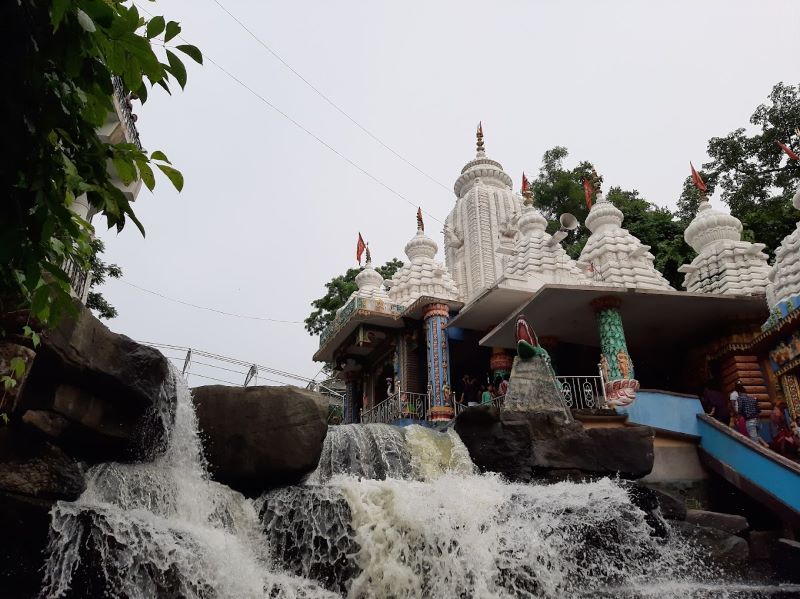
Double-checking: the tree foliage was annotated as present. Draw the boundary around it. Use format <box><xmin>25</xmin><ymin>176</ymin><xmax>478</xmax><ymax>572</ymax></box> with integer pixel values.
<box><xmin>678</xmin><ymin>81</ymin><xmax>800</xmax><ymax>252</ymax></box>
<box><xmin>305</xmin><ymin>259</ymin><xmax>404</xmax><ymax>336</ymax></box>
<box><xmin>2</xmin><ymin>0</ymin><xmax>201</xmax><ymax>337</ymax></box>
<box><xmin>85</xmin><ymin>239</ymin><xmax>122</xmax><ymax>320</ymax></box>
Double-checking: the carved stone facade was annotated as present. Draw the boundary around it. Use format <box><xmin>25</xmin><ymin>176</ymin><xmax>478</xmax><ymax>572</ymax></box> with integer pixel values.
<box><xmin>679</xmin><ymin>200</ymin><xmax>770</xmax><ymax>295</ymax></box>
<box><xmin>444</xmin><ymin>130</ymin><xmax>523</xmax><ymax>302</ymax></box>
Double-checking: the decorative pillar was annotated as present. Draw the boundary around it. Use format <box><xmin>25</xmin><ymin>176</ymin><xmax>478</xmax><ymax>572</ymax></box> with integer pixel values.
<box><xmin>424</xmin><ymin>302</ymin><xmax>453</xmax><ymax>421</ymax></box>
<box><xmin>591</xmin><ymin>296</ymin><xmax>639</xmax><ymax>407</ymax></box>
<box><xmin>781</xmin><ymin>374</ymin><xmax>800</xmax><ymax>420</ymax></box>
<box><xmin>344</xmin><ymin>371</ymin><xmax>359</xmax><ymax>424</ymax></box>
<box><xmin>489</xmin><ymin>348</ymin><xmax>513</xmax><ymax>381</ymax></box>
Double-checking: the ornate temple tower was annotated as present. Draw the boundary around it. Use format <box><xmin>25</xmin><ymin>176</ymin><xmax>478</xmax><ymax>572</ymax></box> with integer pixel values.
<box><xmin>502</xmin><ymin>178</ymin><xmax>589</xmax><ymax>291</ymax></box>
<box><xmin>678</xmin><ymin>199</ymin><xmax>770</xmax><ymax>295</ymax></box>
<box><xmin>577</xmin><ymin>185</ymin><xmax>673</xmax><ymax>290</ymax></box>
<box><xmin>387</xmin><ymin>213</ymin><xmax>460</xmax><ymax>420</ymax></box>
<box><xmin>444</xmin><ymin>124</ymin><xmax>523</xmax><ymax>303</ymax></box>
<box><xmin>766</xmin><ymin>188</ymin><xmax>800</xmax><ymax>312</ymax></box>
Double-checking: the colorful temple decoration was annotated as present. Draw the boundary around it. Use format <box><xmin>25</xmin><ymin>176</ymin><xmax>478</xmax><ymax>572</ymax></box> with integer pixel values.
<box><xmin>424</xmin><ymin>302</ymin><xmax>453</xmax><ymax>421</ymax></box>
<box><xmin>592</xmin><ymin>296</ymin><xmax>639</xmax><ymax>407</ymax></box>
<box><xmin>578</xmin><ymin>180</ymin><xmax>673</xmax><ymax>290</ymax></box>
<box><xmin>679</xmin><ymin>197</ymin><xmax>770</xmax><ymax>295</ymax></box>
<box><xmin>489</xmin><ymin>347</ymin><xmax>513</xmax><ymax>379</ymax></box>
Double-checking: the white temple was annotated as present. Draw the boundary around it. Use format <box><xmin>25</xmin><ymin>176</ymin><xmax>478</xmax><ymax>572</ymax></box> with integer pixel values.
<box><xmin>386</xmin><ymin>220</ymin><xmax>460</xmax><ymax>306</ymax></box>
<box><xmin>444</xmin><ymin>124</ymin><xmax>523</xmax><ymax>303</ymax></box>
<box><xmin>766</xmin><ymin>188</ymin><xmax>800</xmax><ymax>314</ymax></box>
<box><xmin>678</xmin><ymin>199</ymin><xmax>770</xmax><ymax>295</ymax></box>
<box><xmin>577</xmin><ymin>191</ymin><xmax>673</xmax><ymax>290</ymax></box>
<box><xmin>501</xmin><ymin>195</ymin><xmax>589</xmax><ymax>291</ymax></box>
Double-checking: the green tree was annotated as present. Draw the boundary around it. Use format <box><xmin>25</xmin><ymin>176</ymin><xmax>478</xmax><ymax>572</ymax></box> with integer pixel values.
<box><xmin>85</xmin><ymin>239</ymin><xmax>122</xmax><ymax>320</ymax></box>
<box><xmin>305</xmin><ymin>259</ymin><xmax>404</xmax><ymax>336</ymax></box>
<box><xmin>678</xmin><ymin>82</ymin><xmax>800</xmax><ymax>252</ymax></box>
<box><xmin>531</xmin><ymin>148</ymin><xmax>693</xmax><ymax>289</ymax></box>
<box><xmin>2</xmin><ymin>0</ymin><xmax>202</xmax><ymax>338</ymax></box>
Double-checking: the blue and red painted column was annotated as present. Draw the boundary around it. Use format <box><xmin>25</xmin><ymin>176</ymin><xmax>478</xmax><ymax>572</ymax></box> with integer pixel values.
<box><xmin>424</xmin><ymin>302</ymin><xmax>453</xmax><ymax>421</ymax></box>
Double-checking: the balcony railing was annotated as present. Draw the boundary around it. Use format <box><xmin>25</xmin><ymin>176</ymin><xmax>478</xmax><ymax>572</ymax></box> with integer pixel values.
<box><xmin>557</xmin><ymin>373</ymin><xmax>607</xmax><ymax>410</ymax></box>
<box><xmin>62</xmin><ymin>256</ymin><xmax>90</xmax><ymax>303</ymax></box>
<box><xmin>361</xmin><ymin>391</ymin><xmax>430</xmax><ymax>424</ymax></box>
<box><xmin>112</xmin><ymin>76</ymin><xmax>142</xmax><ymax>150</ymax></box>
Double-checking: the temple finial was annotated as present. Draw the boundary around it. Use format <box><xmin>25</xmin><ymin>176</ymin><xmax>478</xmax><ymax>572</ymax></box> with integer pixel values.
<box><xmin>521</xmin><ymin>172</ymin><xmax>533</xmax><ymax>206</ymax></box>
<box><xmin>590</xmin><ymin>167</ymin><xmax>603</xmax><ymax>197</ymax></box>
<box><xmin>476</xmin><ymin>121</ymin><xmax>485</xmax><ymax>155</ymax></box>
<box><xmin>416</xmin><ymin>207</ymin><xmax>424</xmax><ymax>232</ymax></box>
<box><xmin>364</xmin><ymin>243</ymin><xmax>371</xmax><ymax>264</ymax></box>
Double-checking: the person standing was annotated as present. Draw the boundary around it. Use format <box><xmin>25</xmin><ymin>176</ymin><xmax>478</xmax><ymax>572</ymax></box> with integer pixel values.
<box><xmin>737</xmin><ymin>383</ymin><xmax>763</xmax><ymax>445</ymax></box>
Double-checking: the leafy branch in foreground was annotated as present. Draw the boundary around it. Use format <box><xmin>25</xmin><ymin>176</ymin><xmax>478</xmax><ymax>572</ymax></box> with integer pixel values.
<box><xmin>2</xmin><ymin>0</ymin><xmax>202</xmax><ymax>336</ymax></box>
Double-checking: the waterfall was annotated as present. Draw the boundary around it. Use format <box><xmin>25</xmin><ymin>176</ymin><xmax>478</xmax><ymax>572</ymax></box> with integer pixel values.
<box><xmin>41</xmin><ymin>376</ymin><xmax>797</xmax><ymax>598</ymax></box>
<box><xmin>41</xmin><ymin>369</ymin><xmax>337</xmax><ymax>599</ymax></box>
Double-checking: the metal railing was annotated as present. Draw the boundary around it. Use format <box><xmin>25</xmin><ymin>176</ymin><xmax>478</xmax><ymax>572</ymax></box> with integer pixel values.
<box><xmin>62</xmin><ymin>256</ymin><xmax>90</xmax><ymax>303</ymax></box>
<box><xmin>557</xmin><ymin>372</ymin><xmax>607</xmax><ymax>410</ymax></box>
<box><xmin>112</xmin><ymin>76</ymin><xmax>142</xmax><ymax>150</ymax></box>
<box><xmin>361</xmin><ymin>391</ymin><xmax>430</xmax><ymax>424</ymax></box>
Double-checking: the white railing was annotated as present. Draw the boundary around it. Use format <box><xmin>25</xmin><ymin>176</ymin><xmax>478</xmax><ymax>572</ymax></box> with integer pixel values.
<box><xmin>557</xmin><ymin>371</ymin><xmax>607</xmax><ymax>410</ymax></box>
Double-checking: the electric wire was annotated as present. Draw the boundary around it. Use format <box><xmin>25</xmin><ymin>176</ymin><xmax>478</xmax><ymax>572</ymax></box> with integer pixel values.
<box><xmin>133</xmin><ymin>2</ymin><xmax>447</xmax><ymax>226</ymax></box>
<box><xmin>208</xmin><ymin>0</ymin><xmax>452</xmax><ymax>194</ymax></box>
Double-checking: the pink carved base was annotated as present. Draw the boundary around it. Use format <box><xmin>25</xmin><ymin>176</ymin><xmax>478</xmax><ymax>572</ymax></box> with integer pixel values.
<box><xmin>604</xmin><ymin>379</ymin><xmax>640</xmax><ymax>408</ymax></box>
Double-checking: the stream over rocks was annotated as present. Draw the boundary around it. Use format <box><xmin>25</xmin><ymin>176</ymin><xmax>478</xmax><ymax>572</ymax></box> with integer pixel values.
<box><xmin>40</xmin><ymin>374</ymin><xmax>800</xmax><ymax>598</ymax></box>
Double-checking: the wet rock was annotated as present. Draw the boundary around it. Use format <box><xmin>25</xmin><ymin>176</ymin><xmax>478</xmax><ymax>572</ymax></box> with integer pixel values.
<box><xmin>17</xmin><ymin>300</ymin><xmax>176</xmax><ymax>463</ymax></box>
<box><xmin>748</xmin><ymin>529</ymin><xmax>778</xmax><ymax>561</ymax></box>
<box><xmin>193</xmin><ymin>385</ymin><xmax>328</xmax><ymax>495</ymax></box>
<box><xmin>671</xmin><ymin>520</ymin><xmax>749</xmax><ymax>574</ymax></box>
<box><xmin>686</xmin><ymin>509</ymin><xmax>749</xmax><ymax>536</ymax></box>
<box><xmin>0</xmin><ymin>426</ymin><xmax>85</xmax><ymax>598</ymax></box>
<box><xmin>454</xmin><ymin>408</ymin><xmax>654</xmax><ymax>481</ymax></box>
<box><xmin>775</xmin><ymin>538</ymin><xmax>800</xmax><ymax>583</ymax></box>
<box><xmin>641</xmin><ymin>485</ymin><xmax>687</xmax><ymax>520</ymax></box>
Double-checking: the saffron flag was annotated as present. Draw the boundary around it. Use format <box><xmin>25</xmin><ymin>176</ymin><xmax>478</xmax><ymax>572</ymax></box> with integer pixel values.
<box><xmin>417</xmin><ymin>207</ymin><xmax>424</xmax><ymax>231</ymax></box>
<box><xmin>582</xmin><ymin>178</ymin><xmax>593</xmax><ymax>210</ymax></box>
<box><xmin>777</xmin><ymin>140</ymin><xmax>800</xmax><ymax>161</ymax></box>
<box><xmin>690</xmin><ymin>162</ymin><xmax>707</xmax><ymax>193</ymax></box>
<box><xmin>521</xmin><ymin>173</ymin><xmax>530</xmax><ymax>194</ymax></box>
<box><xmin>356</xmin><ymin>233</ymin><xmax>366</xmax><ymax>265</ymax></box>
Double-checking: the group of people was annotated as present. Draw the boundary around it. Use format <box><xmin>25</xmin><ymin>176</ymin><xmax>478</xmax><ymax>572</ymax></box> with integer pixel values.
<box><xmin>702</xmin><ymin>380</ymin><xmax>799</xmax><ymax>458</ymax></box>
<box><xmin>457</xmin><ymin>373</ymin><xmax>509</xmax><ymax>407</ymax></box>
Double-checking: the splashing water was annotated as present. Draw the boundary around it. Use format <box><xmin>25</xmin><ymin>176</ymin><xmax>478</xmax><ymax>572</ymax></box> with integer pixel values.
<box><xmin>41</xmin><ymin>373</ymin><xmax>800</xmax><ymax>598</ymax></box>
<box><xmin>41</xmin><ymin>369</ymin><xmax>336</xmax><ymax>599</ymax></box>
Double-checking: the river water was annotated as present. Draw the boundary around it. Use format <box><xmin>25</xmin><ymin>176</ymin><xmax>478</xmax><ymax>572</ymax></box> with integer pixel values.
<box><xmin>40</xmin><ymin>374</ymin><xmax>799</xmax><ymax>598</ymax></box>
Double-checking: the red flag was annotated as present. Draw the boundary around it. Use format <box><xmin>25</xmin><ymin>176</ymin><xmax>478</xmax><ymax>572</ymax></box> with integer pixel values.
<box><xmin>776</xmin><ymin>140</ymin><xmax>800</xmax><ymax>161</ymax></box>
<box><xmin>416</xmin><ymin>207</ymin><xmax>424</xmax><ymax>231</ymax></box>
<box><xmin>356</xmin><ymin>233</ymin><xmax>366</xmax><ymax>264</ymax></box>
<box><xmin>690</xmin><ymin>162</ymin><xmax>707</xmax><ymax>193</ymax></box>
<box><xmin>582</xmin><ymin>178</ymin><xmax>593</xmax><ymax>210</ymax></box>
<box><xmin>521</xmin><ymin>173</ymin><xmax>530</xmax><ymax>194</ymax></box>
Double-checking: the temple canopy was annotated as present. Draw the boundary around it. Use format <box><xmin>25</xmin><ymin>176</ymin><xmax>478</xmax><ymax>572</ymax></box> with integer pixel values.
<box><xmin>480</xmin><ymin>284</ymin><xmax>768</xmax><ymax>351</ymax></box>
<box><xmin>678</xmin><ymin>199</ymin><xmax>770</xmax><ymax>295</ymax></box>
<box><xmin>577</xmin><ymin>192</ymin><xmax>673</xmax><ymax>290</ymax></box>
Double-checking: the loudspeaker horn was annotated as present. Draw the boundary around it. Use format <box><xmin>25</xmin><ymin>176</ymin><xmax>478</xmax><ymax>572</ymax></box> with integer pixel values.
<box><xmin>559</xmin><ymin>213</ymin><xmax>579</xmax><ymax>231</ymax></box>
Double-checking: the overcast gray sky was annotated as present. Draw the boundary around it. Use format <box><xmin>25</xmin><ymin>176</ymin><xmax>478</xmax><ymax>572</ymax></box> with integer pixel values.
<box><xmin>97</xmin><ymin>0</ymin><xmax>800</xmax><ymax>384</ymax></box>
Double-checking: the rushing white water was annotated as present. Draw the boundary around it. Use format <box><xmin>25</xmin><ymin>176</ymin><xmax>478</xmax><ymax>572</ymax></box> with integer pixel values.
<box><xmin>41</xmin><ymin>373</ymin><xmax>800</xmax><ymax>598</ymax></box>
<box><xmin>41</xmin><ymin>370</ymin><xmax>336</xmax><ymax>599</ymax></box>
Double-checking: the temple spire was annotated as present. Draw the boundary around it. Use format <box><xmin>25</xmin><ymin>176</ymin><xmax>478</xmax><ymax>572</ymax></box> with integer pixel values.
<box><xmin>476</xmin><ymin>121</ymin><xmax>485</xmax><ymax>156</ymax></box>
<box><xmin>416</xmin><ymin>207</ymin><xmax>424</xmax><ymax>232</ymax></box>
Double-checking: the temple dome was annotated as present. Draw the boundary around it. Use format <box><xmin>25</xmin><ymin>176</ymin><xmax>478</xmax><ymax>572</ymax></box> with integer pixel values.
<box><xmin>578</xmin><ymin>193</ymin><xmax>673</xmax><ymax>290</ymax></box>
<box><xmin>453</xmin><ymin>123</ymin><xmax>513</xmax><ymax>198</ymax></box>
<box><xmin>336</xmin><ymin>256</ymin><xmax>389</xmax><ymax>316</ymax></box>
<box><xmin>388</xmin><ymin>222</ymin><xmax>459</xmax><ymax>307</ymax></box>
<box><xmin>503</xmin><ymin>204</ymin><xmax>589</xmax><ymax>290</ymax></box>
<box><xmin>678</xmin><ymin>200</ymin><xmax>769</xmax><ymax>295</ymax></box>
<box><xmin>766</xmin><ymin>188</ymin><xmax>800</xmax><ymax>311</ymax></box>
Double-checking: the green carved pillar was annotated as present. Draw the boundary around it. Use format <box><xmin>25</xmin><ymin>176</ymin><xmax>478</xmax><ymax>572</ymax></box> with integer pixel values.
<box><xmin>591</xmin><ymin>296</ymin><xmax>639</xmax><ymax>407</ymax></box>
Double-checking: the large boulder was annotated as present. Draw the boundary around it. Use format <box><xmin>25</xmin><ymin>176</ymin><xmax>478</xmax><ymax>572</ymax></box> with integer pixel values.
<box><xmin>454</xmin><ymin>407</ymin><xmax>654</xmax><ymax>481</ymax></box>
<box><xmin>686</xmin><ymin>509</ymin><xmax>749</xmax><ymax>536</ymax></box>
<box><xmin>192</xmin><ymin>385</ymin><xmax>328</xmax><ymax>495</ymax></box>
<box><xmin>17</xmin><ymin>300</ymin><xmax>176</xmax><ymax>463</ymax></box>
<box><xmin>0</xmin><ymin>426</ymin><xmax>85</xmax><ymax>598</ymax></box>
